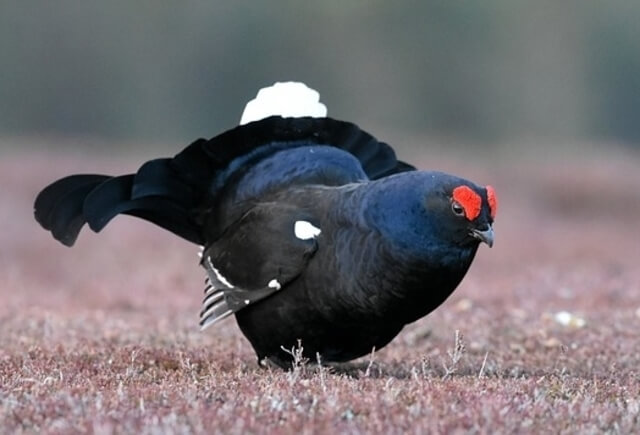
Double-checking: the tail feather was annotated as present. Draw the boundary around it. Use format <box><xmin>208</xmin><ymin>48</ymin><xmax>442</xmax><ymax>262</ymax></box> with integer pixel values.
<box><xmin>83</xmin><ymin>175</ymin><xmax>201</xmax><ymax>243</ymax></box>
<box><xmin>35</xmin><ymin>172</ymin><xmax>204</xmax><ymax>247</ymax></box>
<box><xmin>375</xmin><ymin>160</ymin><xmax>416</xmax><ymax>179</ymax></box>
<box><xmin>171</xmin><ymin>139</ymin><xmax>216</xmax><ymax>185</ymax></box>
<box><xmin>132</xmin><ymin>159</ymin><xmax>198</xmax><ymax>205</ymax></box>
<box><xmin>82</xmin><ymin>174</ymin><xmax>135</xmax><ymax>232</ymax></box>
<box><xmin>35</xmin><ymin>116</ymin><xmax>415</xmax><ymax>247</ymax></box>
<box><xmin>34</xmin><ymin>174</ymin><xmax>111</xmax><ymax>231</ymax></box>
<box><xmin>35</xmin><ymin>175</ymin><xmax>111</xmax><ymax>246</ymax></box>
<box><xmin>48</xmin><ymin>179</ymin><xmax>111</xmax><ymax>246</ymax></box>
<box><xmin>195</xmin><ymin>116</ymin><xmax>414</xmax><ymax>181</ymax></box>
<box><xmin>125</xmin><ymin>204</ymin><xmax>202</xmax><ymax>244</ymax></box>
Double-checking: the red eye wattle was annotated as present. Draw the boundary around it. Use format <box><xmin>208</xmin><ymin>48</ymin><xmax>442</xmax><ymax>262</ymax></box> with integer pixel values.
<box><xmin>452</xmin><ymin>186</ymin><xmax>481</xmax><ymax>221</ymax></box>
<box><xmin>486</xmin><ymin>185</ymin><xmax>497</xmax><ymax>219</ymax></box>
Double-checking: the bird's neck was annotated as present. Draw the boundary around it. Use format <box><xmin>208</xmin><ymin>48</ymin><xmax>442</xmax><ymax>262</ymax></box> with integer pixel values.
<box><xmin>376</xmin><ymin>240</ymin><xmax>478</xmax><ymax>322</ymax></box>
<box><xmin>329</xmin><ymin>183</ymin><xmax>479</xmax><ymax>324</ymax></box>
<box><xmin>340</xmin><ymin>181</ymin><xmax>479</xmax><ymax>323</ymax></box>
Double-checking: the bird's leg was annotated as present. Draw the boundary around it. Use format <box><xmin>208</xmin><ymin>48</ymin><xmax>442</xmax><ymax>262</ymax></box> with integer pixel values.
<box><xmin>258</xmin><ymin>356</ymin><xmax>290</xmax><ymax>371</ymax></box>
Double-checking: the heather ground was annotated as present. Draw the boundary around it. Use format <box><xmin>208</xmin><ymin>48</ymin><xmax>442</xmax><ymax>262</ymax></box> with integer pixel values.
<box><xmin>1</xmin><ymin>143</ymin><xmax>639</xmax><ymax>433</ymax></box>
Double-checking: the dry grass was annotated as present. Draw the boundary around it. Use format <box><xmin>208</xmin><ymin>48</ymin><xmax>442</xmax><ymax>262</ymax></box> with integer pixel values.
<box><xmin>1</xmin><ymin>146</ymin><xmax>640</xmax><ymax>433</ymax></box>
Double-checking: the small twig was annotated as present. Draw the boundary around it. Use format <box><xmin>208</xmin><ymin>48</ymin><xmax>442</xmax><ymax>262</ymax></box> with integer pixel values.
<box><xmin>478</xmin><ymin>351</ymin><xmax>489</xmax><ymax>379</ymax></box>
<box><xmin>281</xmin><ymin>339</ymin><xmax>308</xmax><ymax>382</ymax></box>
<box><xmin>420</xmin><ymin>356</ymin><xmax>430</xmax><ymax>379</ymax></box>
<box><xmin>316</xmin><ymin>352</ymin><xmax>327</xmax><ymax>392</ymax></box>
<box><xmin>442</xmin><ymin>330</ymin><xmax>466</xmax><ymax>380</ymax></box>
<box><xmin>364</xmin><ymin>346</ymin><xmax>376</xmax><ymax>378</ymax></box>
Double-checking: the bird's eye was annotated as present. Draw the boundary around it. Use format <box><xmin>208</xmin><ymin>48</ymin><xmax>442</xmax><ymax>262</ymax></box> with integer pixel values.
<box><xmin>451</xmin><ymin>201</ymin><xmax>465</xmax><ymax>217</ymax></box>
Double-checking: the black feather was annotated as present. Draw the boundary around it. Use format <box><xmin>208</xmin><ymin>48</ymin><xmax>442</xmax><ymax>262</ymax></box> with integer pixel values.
<box><xmin>123</xmin><ymin>202</ymin><xmax>202</xmax><ymax>244</ymax></box>
<box><xmin>132</xmin><ymin>158</ymin><xmax>197</xmax><ymax>206</ymax></box>
<box><xmin>82</xmin><ymin>175</ymin><xmax>202</xmax><ymax>244</ymax></box>
<box><xmin>82</xmin><ymin>175</ymin><xmax>135</xmax><ymax>232</ymax></box>
<box><xmin>32</xmin><ymin>107</ymin><xmax>493</xmax><ymax>370</ymax></box>
<box><xmin>34</xmin><ymin>116</ymin><xmax>413</xmax><ymax>247</ymax></box>
<box><xmin>194</xmin><ymin>116</ymin><xmax>408</xmax><ymax>182</ymax></box>
<box><xmin>48</xmin><ymin>180</ymin><xmax>110</xmax><ymax>246</ymax></box>
<box><xmin>34</xmin><ymin>174</ymin><xmax>110</xmax><ymax>230</ymax></box>
<box><xmin>376</xmin><ymin>160</ymin><xmax>417</xmax><ymax>178</ymax></box>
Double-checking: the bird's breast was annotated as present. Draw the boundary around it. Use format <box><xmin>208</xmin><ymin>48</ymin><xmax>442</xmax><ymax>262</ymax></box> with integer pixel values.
<box><xmin>315</xmin><ymin>229</ymin><xmax>478</xmax><ymax>325</ymax></box>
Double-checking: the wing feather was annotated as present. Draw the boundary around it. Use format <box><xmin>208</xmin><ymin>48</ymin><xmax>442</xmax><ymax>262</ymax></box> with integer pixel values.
<box><xmin>198</xmin><ymin>202</ymin><xmax>319</xmax><ymax>329</ymax></box>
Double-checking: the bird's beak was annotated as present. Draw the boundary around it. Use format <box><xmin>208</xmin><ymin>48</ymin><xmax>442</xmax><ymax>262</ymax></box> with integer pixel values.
<box><xmin>471</xmin><ymin>225</ymin><xmax>494</xmax><ymax>248</ymax></box>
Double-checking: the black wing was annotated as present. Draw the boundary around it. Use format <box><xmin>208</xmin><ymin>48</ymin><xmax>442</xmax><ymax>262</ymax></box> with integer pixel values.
<box><xmin>199</xmin><ymin>201</ymin><xmax>319</xmax><ymax>329</ymax></box>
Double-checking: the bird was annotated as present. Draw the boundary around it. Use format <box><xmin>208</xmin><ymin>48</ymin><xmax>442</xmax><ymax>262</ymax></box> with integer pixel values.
<box><xmin>34</xmin><ymin>82</ymin><xmax>497</xmax><ymax>369</ymax></box>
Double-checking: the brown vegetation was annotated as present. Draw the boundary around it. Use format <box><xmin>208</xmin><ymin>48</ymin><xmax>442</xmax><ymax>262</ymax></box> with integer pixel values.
<box><xmin>1</xmin><ymin>148</ymin><xmax>639</xmax><ymax>433</ymax></box>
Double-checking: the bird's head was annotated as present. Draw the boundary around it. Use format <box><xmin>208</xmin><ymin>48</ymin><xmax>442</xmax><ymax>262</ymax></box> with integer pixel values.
<box><xmin>364</xmin><ymin>171</ymin><xmax>497</xmax><ymax>257</ymax></box>
<box><xmin>437</xmin><ymin>182</ymin><xmax>497</xmax><ymax>248</ymax></box>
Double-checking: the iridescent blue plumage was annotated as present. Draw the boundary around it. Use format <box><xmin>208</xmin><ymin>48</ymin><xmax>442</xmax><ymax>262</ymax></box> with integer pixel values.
<box><xmin>33</xmin><ymin>83</ymin><xmax>495</xmax><ymax>368</ymax></box>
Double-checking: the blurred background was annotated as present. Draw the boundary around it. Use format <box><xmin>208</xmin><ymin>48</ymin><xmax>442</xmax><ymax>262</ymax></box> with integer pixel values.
<box><xmin>1</xmin><ymin>2</ymin><xmax>639</xmax><ymax>321</ymax></box>
<box><xmin>2</xmin><ymin>5</ymin><xmax>640</xmax><ymax>431</ymax></box>
<box><xmin>1</xmin><ymin>1</ymin><xmax>640</xmax><ymax>149</ymax></box>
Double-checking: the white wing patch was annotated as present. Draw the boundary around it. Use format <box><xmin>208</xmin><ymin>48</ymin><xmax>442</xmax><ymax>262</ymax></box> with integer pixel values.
<box><xmin>208</xmin><ymin>258</ymin><xmax>234</xmax><ymax>289</ymax></box>
<box><xmin>268</xmin><ymin>279</ymin><xmax>281</xmax><ymax>290</ymax></box>
<box><xmin>294</xmin><ymin>220</ymin><xmax>321</xmax><ymax>240</ymax></box>
<box><xmin>199</xmin><ymin>276</ymin><xmax>233</xmax><ymax>331</ymax></box>
<box><xmin>240</xmin><ymin>82</ymin><xmax>327</xmax><ymax>125</ymax></box>
<box><xmin>200</xmin><ymin>257</ymin><xmax>285</xmax><ymax>331</ymax></box>
<box><xmin>200</xmin><ymin>256</ymin><xmax>235</xmax><ymax>330</ymax></box>
<box><xmin>199</xmin><ymin>251</ymin><xmax>295</xmax><ymax>331</ymax></box>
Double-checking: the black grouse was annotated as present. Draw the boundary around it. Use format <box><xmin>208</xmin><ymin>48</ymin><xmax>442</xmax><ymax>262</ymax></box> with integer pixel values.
<box><xmin>34</xmin><ymin>82</ymin><xmax>497</xmax><ymax>369</ymax></box>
